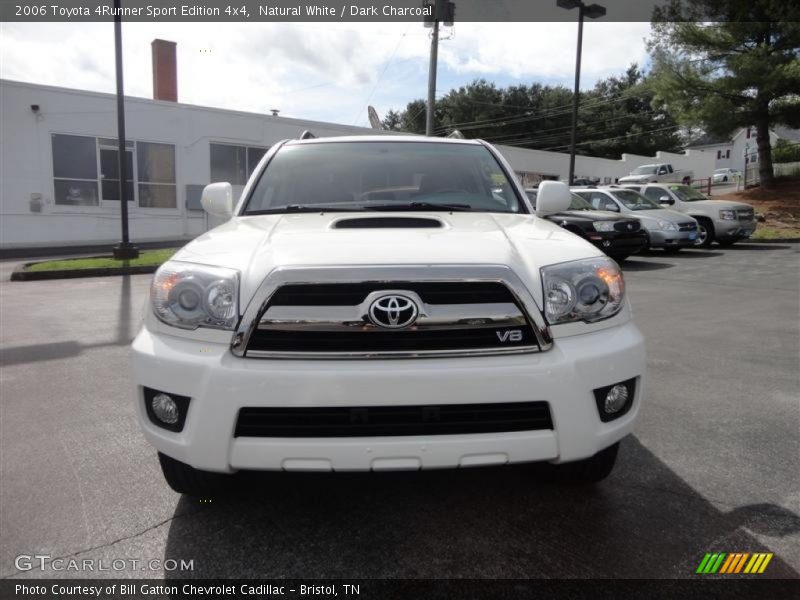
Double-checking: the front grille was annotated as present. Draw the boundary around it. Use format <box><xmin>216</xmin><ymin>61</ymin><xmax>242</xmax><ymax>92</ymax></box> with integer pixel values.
<box><xmin>248</xmin><ymin>326</ymin><xmax>535</xmax><ymax>353</ymax></box>
<box><xmin>613</xmin><ymin>220</ymin><xmax>641</xmax><ymax>233</ymax></box>
<box><xmin>268</xmin><ymin>282</ymin><xmax>516</xmax><ymax>306</ymax></box>
<box><xmin>737</xmin><ymin>209</ymin><xmax>754</xmax><ymax>222</ymax></box>
<box><xmin>679</xmin><ymin>222</ymin><xmax>698</xmax><ymax>231</ymax></box>
<box><xmin>245</xmin><ymin>280</ymin><xmax>539</xmax><ymax>357</ymax></box>
<box><xmin>234</xmin><ymin>401</ymin><xmax>553</xmax><ymax>437</ymax></box>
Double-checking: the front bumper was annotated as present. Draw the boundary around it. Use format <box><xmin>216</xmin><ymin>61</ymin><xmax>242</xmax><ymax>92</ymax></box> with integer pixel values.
<box><xmin>646</xmin><ymin>228</ymin><xmax>697</xmax><ymax>248</ymax></box>
<box><xmin>586</xmin><ymin>231</ymin><xmax>649</xmax><ymax>257</ymax></box>
<box><xmin>715</xmin><ymin>220</ymin><xmax>757</xmax><ymax>240</ymax></box>
<box><xmin>132</xmin><ymin>321</ymin><xmax>645</xmax><ymax>473</ymax></box>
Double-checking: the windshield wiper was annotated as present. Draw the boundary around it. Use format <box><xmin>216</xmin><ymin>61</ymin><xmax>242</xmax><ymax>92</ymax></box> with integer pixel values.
<box><xmin>368</xmin><ymin>202</ymin><xmax>473</xmax><ymax>212</ymax></box>
<box><xmin>246</xmin><ymin>204</ymin><xmax>364</xmax><ymax>215</ymax></box>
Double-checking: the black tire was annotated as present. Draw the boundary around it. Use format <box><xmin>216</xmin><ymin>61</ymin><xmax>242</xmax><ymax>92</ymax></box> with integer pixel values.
<box><xmin>663</xmin><ymin>246</ymin><xmax>682</xmax><ymax>254</ymax></box>
<box><xmin>538</xmin><ymin>443</ymin><xmax>620</xmax><ymax>483</ymax></box>
<box><xmin>158</xmin><ymin>452</ymin><xmax>229</xmax><ymax>496</ymax></box>
<box><xmin>682</xmin><ymin>176</ymin><xmax>692</xmax><ymax>185</ymax></box>
<box><xmin>723</xmin><ymin>176</ymin><xmax>728</xmax><ymax>182</ymax></box>
<box><xmin>694</xmin><ymin>218</ymin><xmax>714</xmax><ymax>248</ymax></box>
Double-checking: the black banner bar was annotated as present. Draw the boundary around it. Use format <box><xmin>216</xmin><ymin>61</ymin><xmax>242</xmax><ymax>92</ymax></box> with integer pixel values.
<box><xmin>3</xmin><ymin>0</ymin><xmax>799</xmax><ymax>22</ymax></box>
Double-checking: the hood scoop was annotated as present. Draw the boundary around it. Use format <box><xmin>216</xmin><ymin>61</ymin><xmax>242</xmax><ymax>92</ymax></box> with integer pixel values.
<box><xmin>332</xmin><ymin>217</ymin><xmax>443</xmax><ymax>229</ymax></box>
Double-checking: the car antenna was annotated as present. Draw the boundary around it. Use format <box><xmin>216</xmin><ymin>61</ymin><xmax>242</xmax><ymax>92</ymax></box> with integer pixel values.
<box><xmin>299</xmin><ymin>130</ymin><xmax>317</xmax><ymax>140</ymax></box>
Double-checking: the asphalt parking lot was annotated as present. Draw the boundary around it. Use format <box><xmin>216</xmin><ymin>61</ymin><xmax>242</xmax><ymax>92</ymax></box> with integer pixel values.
<box><xmin>1</xmin><ymin>244</ymin><xmax>798</xmax><ymax>580</ymax></box>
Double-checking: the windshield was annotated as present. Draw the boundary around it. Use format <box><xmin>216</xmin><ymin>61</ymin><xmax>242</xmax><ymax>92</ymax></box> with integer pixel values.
<box><xmin>714</xmin><ymin>169</ymin><xmax>727</xmax><ymax>174</ymax></box>
<box><xmin>668</xmin><ymin>185</ymin><xmax>707</xmax><ymax>202</ymax></box>
<box><xmin>631</xmin><ymin>165</ymin><xmax>657</xmax><ymax>175</ymax></box>
<box><xmin>610</xmin><ymin>189</ymin><xmax>660</xmax><ymax>210</ymax></box>
<box><xmin>243</xmin><ymin>141</ymin><xmax>525</xmax><ymax>214</ymax></box>
<box><xmin>569</xmin><ymin>193</ymin><xmax>593</xmax><ymax>210</ymax></box>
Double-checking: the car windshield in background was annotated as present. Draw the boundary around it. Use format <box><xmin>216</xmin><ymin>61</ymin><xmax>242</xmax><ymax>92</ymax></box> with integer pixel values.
<box><xmin>243</xmin><ymin>141</ymin><xmax>525</xmax><ymax>214</ymax></box>
<box><xmin>668</xmin><ymin>185</ymin><xmax>708</xmax><ymax>202</ymax></box>
<box><xmin>631</xmin><ymin>166</ymin><xmax>657</xmax><ymax>175</ymax></box>
<box><xmin>569</xmin><ymin>193</ymin><xmax>594</xmax><ymax>211</ymax></box>
<box><xmin>610</xmin><ymin>189</ymin><xmax>660</xmax><ymax>210</ymax></box>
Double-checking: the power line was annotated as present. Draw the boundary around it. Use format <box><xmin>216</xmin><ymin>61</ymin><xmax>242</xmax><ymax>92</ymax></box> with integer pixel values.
<box><xmin>515</xmin><ymin>124</ymin><xmax>683</xmax><ymax>151</ymax></box>
<box><xmin>483</xmin><ymin>111</ymin><xmax>661</xmax><ymax>144</ymax></box>
<box><xmin>432</xmin><ymin>89</ymin><xmax>653</xmax><ymax>134</ymax></box>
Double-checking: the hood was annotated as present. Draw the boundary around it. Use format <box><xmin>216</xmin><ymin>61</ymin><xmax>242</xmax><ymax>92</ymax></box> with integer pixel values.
<box><xmin>173</xmin><ymin>212</ymin><xmax>603</xmax><ymax>306</ymax></box>
<box><xmin>682</xmin><ymin>199</ymin><xmax>754</xmax><ymax>211</ymax></box>
<box><xmin>549</xmin><ymin>209</ymin><xmax>632</xmax><ymax>223</ymax></box>
<box><xmin>618</xmin><ymin>174</ymin><xmax>650</xmax><ymax>183</ymax></box>
<box><xmin>633</xmin><ymin>208</ymin><xmax>694</xmax><ymax>223</ymax></box>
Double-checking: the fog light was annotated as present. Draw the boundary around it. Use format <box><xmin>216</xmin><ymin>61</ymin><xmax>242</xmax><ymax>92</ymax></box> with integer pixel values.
<box><xmin>144</xmin><ymin>387</ymin><xmax>190</xmax><ymax>432</ymax></box>
<box><xmin>593</xmin><ymin>378</ymin><xmax>636</xmax><ymax>422</ymax></box>
<box><xmin>604</xmin><ymin>384</ymin><xmax>629</xmax><ymax>414</ymax></box>
<box><xmin>151</xmin><ymin>393</ymin><xmax>179</xmax><ymax>424</ymax></box>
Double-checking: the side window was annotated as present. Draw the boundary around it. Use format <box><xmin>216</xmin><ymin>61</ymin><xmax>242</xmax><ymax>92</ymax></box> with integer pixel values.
<box><xmin>644</xmin><ymin>187</ymin><xmax>664</xmax><ymax>203</ymax></box>
<box><xmin>590</xmin><ymin>192</ymin><xmax>617</xmax><ymax>211</ymax></box>
<box><xmin>658</xmin><ymin>166</ymin><xmax>668</xmax><ymax>175</ymax></box>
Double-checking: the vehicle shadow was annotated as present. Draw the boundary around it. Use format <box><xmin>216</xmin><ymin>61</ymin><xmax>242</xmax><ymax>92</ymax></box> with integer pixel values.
<box><xmin>620</xmin><ymin>259</ymin><xmax>674</xmax><ymax>271</ymax></box>
<box><xmin>161</xmin><ymin>436</ymin><xmax>800</xmax><ymax>579</ymax></box>
<box><xmin>716</xmin><ymin>244</ymin><xmax>793</xmax><ymax>251</ymax></box>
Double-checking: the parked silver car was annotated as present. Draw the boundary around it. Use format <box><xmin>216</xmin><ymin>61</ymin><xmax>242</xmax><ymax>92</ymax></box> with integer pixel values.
<box><xmin>572</xmin><ymin>187</ymin><xmax>699</xmax><ymax>252</ymax></box>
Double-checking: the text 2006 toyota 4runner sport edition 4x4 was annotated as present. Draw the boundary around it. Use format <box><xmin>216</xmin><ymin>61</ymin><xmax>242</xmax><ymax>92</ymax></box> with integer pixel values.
<box><xmin>132</xmin><ymin>136</ymin><xmax>646</xmax><ymax>496</ymax></box>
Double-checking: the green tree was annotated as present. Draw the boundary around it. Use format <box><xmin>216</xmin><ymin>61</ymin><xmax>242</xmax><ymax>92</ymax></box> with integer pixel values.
<box><xmin>385</xmin><ymin>70</ymin><xmax>683</xmax><ymax>159</ymax></box>
<box><xmin>648</xmin><ymin>1</ymin><xmax>800</xmax><ymax>188</ymax></box>
<box><xmin>381</xmin><ymin>109</ymin><xmax>403</xmax><ymax>131</ymax></box>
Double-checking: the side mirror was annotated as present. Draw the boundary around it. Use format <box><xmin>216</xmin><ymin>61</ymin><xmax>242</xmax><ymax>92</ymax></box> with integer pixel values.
<box><xmin>201</xmin><ymin>182</ymin><xmax>234</xmax><ymax>218</ymax></box>
<box><xmin>535</xmin><ymin>181</ymin><xmax>571</xmax><ymax>216</ymax></box>
<box><xmin>659</xmin><ymin>195</ymin><xmax>675</xmax><ymax>206</ymax></box>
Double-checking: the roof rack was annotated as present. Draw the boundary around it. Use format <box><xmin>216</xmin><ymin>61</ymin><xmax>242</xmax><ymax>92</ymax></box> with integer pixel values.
<box><xmin>298</xmin><ymin>130</ymin><xmax>317</xmax><ymax>140</ymax></box>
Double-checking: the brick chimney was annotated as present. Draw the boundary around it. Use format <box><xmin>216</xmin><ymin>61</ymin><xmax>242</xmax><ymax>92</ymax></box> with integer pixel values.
<box><xmin>151</xmin><ymin>39</ymin><xmax>177</xmax><ymax>102</ymax></box>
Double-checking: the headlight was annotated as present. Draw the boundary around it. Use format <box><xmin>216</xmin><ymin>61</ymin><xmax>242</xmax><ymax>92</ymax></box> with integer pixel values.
<box><xmin>719</xmin><ymin>209</ymin><xmax>737</xmax><ymax>220</ymax></box>
<box><xmin>648</xmin><ymin>219</ymin><xmax>676</xmax><ymax>231</ymax></box>
<box><xmin>592</xmin><ymin>221</ymin><xmax>616</xmax><ymax>232</ymax></box>
<box><xmin>541</xmin><ymin>257</ymin><xmax>625</xmax><ymax>325</ymax></box>
<box><xmin>151</xmin><ymin>261</ymin><xmax>239</xmax><ymax>330</ymax></box>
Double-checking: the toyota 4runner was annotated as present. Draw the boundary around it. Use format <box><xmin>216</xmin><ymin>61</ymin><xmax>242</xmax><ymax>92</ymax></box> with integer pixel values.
<box><xmin>132</xmin><ymin>136</ymin><xmax>646</xmax><ymax>496</ymax></box>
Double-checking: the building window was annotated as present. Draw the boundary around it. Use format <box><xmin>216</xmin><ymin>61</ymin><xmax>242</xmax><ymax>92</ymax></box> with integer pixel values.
<box><xmin>717</xmin><ymin>150</ymin><xmax>722</xmax><ymax>159</ymax></box>
<box><xmin>726</xmin><ymin>149</ymin><xmax>730</xmax><ymax>159</ymax></box>
<box><xmin>210</xmin><ymin>143</ymin><xmax>268</xmax><ymax>185</ymax></box>
<box><xmin>746</xmin><ymin>127</ymin><xmax>751</xmax><ymax>139</ymax></box>
<box><xmin>137</xmin><ymin>142</ymin><xmax>177</xmax><ymax>208</ymax></box>
<box><xmin>51</xmin><ymin>134</ymin><xmax>176</xmax><ymax>208</ymax></box>
<box><xmin>52</xmin><ymin>134</ymin><xmax>99</xmax><ymax>206</ymax></box>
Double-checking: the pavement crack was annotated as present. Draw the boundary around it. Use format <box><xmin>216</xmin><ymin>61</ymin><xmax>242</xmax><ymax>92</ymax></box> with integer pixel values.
<box><xmin>0</xmin><ymin>507</ymin><xmax>203</xmax><ymax>579</ymax></box>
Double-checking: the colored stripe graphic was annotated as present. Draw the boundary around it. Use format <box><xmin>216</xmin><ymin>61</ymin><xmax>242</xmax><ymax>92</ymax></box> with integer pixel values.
<box><xmin>758</xmin><ymin>554</ymin><xmax>773</xmax><ymax>573</ymax></box>
<box><xmin>719</xmin><ymin>554</ymin><xmax>736</xmax><ymax>574</ymax></box>
<box><xmin>698</xmin><ymin>552</ymin><xmax>773</xmax><ymax>574</ymax></box>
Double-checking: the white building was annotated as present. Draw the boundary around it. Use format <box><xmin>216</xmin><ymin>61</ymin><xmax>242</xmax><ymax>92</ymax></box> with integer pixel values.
<box><xmin>684</xmin><ymin>126</ymin><xmax>800</xmax><ymax>171</ymax></box>
<box><xmin>0</xmin><ymin>42</ymin><xmax>716</xmax><ymax>252</ymax></box>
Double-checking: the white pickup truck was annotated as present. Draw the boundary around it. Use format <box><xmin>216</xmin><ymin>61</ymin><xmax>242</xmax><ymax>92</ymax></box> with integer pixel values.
<box><xmin>618</xmin><ymin>163</ymin><xmax>693</xmax><ymax>185</ymax></box>
<box><xmin>132</xmin><ymin>136</ymin><xmax>645</xmax><ymax>496</ymax></box>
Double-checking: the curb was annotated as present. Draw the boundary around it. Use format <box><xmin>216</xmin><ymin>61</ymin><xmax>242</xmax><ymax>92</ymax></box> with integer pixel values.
<box><xmin>10</xmin><ymin>262</ymin><xmax>159</xmax><ymax>281</ymax></box>
<box><xmin>745</xmin><ymin>238</ymin><xmax>800</xmax><ymax>244</ymax></box>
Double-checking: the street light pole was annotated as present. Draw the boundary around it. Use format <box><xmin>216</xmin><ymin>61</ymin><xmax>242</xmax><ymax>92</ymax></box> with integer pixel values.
<box><xmin>558</xmin><ymin>0</ymin><xmax>606</xmax><ymax>185</ymax></box>
<box><xmin>424</xmin><ymin>0</ymin><xmax>454</xmax><ymax>137</ymax></box>
<box><xmin>112</xmin><ymin>0</ymin><xmax>139</xmax><ymax>260</ymax></box>
<box><xmin>426</xmin><ymin>17</ymin><xmax>439</xmax><ymax>137</ymax></box>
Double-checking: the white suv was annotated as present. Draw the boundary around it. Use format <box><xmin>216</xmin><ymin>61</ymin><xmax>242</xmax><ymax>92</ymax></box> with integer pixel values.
<box><xmin>132</xmin><ymin>136</ymin><xmax>645</xmax><ymax>495</ymax></box>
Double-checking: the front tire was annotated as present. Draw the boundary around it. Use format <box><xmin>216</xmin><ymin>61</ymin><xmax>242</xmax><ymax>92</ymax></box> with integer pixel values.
<box><xmin>158</xmin><ymin>452</ymin><xmax>230</xmax><ymax>496</ymax></box>
<box><xmin>694</xmin><ymin>218</ymin><xmax>714</xmax><ymax>248</ymax></box>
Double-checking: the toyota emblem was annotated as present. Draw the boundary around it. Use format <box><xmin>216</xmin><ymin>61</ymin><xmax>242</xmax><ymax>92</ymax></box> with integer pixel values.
<box><xmin>368</xmin><ymin>294</ymin><xmax>419</xmax><ymax>329</ymax></box>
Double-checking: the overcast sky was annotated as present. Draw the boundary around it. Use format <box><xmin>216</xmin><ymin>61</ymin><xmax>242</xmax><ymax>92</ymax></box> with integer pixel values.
<box><xmin>0</xmin><ymin>22</ymin><xmax>653</xmax><ymax>126</ymax></box>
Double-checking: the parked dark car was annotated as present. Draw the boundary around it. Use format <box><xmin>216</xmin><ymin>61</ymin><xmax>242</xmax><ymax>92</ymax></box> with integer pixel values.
<box><xmin>526</xmin><ymin>189</ymin><xmax>648</xmax><ymax>261</ymax></box>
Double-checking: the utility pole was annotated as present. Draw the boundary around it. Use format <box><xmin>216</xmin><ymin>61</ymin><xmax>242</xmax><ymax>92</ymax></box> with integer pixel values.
<box><xmin>112</xmin><ymin>0</ymin><xmax>139</xmax><ymax>260</ymax></box>
<box><xmin>558</xmin><ymin>0</ymin><xmax>606</xmax><ymax>185</ymax></box>
<box><xmin>424</xmin><ymin>1</ymin><xmax>454</xmax><ymax>137</ymax></box>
